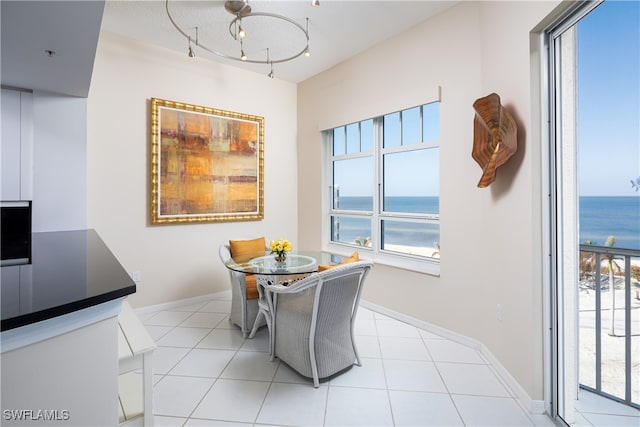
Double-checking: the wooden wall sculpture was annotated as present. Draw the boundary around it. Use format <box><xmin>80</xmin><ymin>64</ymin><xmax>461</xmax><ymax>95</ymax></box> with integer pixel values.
<box><xmin>471</xmin><ymin>93</ymin><xmax>517</xmax><ymax>188</ymax></box>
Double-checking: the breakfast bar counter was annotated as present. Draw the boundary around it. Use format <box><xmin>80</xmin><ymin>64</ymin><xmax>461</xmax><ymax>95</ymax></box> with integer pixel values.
<box><xmin>1</xmin><ymin>229</ymin><xmax>136</xmax><ymax>333</ymax></box>
<box><xmin>0</xmin><ymin>229</ymin><xmax>136</xmax><ymax>426</ymax></box>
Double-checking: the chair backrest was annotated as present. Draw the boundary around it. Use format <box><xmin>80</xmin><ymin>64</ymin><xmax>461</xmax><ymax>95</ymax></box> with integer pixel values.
<box><xmin>219</xmin><ymin>243</ymin><xmax>232</xmax><ymax>264</ymax></box>
<box><xmin>314</xmin><ymin>261</ymin><xmax>372</xmax><ymax>338</ymax></box>
<box><xmin>219</xmin><ymin>243</ymin><xmax>242</xmax><ymax>281</ymax></box>
<box><xmin>219</xmin><ymin>239</ymin><xmax>265</xmax><ymax>301</ymax></box>
<box><xmin>271</xmin><ymin>260</ymin><xmax>373</xmax><ymax>380</ymax></box>
<box><xmin>271</xmin><ymin>260</ymin><xmax>373</xmax><ymax>326</ymax></box>
<box><xmin>271</xmin><ymin>260</ymin><xmax>372</xmax><ymax>291</ymax></box>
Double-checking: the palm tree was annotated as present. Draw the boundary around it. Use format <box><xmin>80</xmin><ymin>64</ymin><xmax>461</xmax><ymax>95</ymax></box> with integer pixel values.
<box><xmin>431</xmin><ymin>242</ymin><xmax>440</xmax><ymax>258</ymax></box>
<box><xmin>579</xmin><ymin>240</ymin><xmax>595</xmax><ymax>282</ymax></box>
<box><xmin>353</xmin><ymin>236</ymin><xmax>371</xmax><ymax>247</ymax></box>
<box><xmin>603</xmin><ymin>236</ymin><xmax>622</xmax><ymax>336</ymax></box>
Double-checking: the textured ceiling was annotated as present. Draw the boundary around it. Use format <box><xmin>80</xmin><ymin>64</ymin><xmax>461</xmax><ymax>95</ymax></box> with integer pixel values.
<box><xmin>1</xmin><ymin>1</ymin><xmax>459</xmax><ymax>96</ymax></box>
<box><xmin>101</xmin><ymin>0</ymin><xmax>459</xmax><ymax>82</ymax></box>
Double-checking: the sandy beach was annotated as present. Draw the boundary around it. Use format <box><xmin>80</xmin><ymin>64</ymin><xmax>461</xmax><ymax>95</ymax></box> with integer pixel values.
<box><xmin>373</xmin><ymin>243</ymin><xmax>440</xmax><ymax>258</ymax></box>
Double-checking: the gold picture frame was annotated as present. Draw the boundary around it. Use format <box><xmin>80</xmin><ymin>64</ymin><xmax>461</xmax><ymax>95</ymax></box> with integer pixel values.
<box><xmin>150</xmin><ymin>98</ymin><xmax>264</xmax><ymax>224</ymax></box>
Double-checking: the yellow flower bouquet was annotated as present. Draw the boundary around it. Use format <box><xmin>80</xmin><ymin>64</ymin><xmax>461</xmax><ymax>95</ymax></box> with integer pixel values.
<box><xmin>270</xmin><ymin>239</ymin><xmax>292</xmax><ymax>262</ymax></box>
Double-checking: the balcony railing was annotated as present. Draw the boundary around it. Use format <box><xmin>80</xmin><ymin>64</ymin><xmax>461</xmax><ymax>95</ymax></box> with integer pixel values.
<box><xmin>578</xmin><ymin>244</ymin><xmax>639</xmax><ymax>409</ymax></box>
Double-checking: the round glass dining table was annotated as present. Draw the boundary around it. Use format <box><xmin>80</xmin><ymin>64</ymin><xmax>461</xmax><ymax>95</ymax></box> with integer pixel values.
<box><xmin>223</xmin><ymin>250</ymin><xmax>343</xmax><ymax>276</ymax></box>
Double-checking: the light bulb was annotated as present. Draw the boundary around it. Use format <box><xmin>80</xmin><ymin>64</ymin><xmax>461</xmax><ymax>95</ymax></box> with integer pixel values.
<box><xmin>187</xmin><ymin>36</ymin><xmax>195</xmax><ymax>57</ymax></box>
<box><xmin>268</xmin><ymin>62</ymin><xmax>274</xmax><ymax>79</ymax></box>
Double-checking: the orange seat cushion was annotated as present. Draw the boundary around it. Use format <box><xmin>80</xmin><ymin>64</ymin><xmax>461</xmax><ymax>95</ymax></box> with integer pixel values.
<box><xmin>229</xmin><ymin>237</ymin><xmax>265</xmax><ymax>300</ymax></box>
<box><xmin>317</xmin><ymin>251</ymin><xmax>359</xmax><ymax>272</ymax></box>
<box><xmin>245</xmin><ymin>274</ymin><xmax>259</xmax><ymax>300</ymax></box>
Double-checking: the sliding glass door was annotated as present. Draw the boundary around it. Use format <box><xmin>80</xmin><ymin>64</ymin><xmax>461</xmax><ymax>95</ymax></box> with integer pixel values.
<box><xmin>549</xmin><ymin>0</ymin><xmax>640</xmax><ymax>423</ymax></box>
<box><xmin>549</xmin><ymin>9</ymin><xmax>581</xmax><ymax>421</ymax></box>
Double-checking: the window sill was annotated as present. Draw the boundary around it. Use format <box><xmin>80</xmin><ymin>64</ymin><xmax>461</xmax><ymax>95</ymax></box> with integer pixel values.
<box><xmin>325</xmin><ymin>243</ymin><xmax>440</xmax><ymax>277</ymax></box>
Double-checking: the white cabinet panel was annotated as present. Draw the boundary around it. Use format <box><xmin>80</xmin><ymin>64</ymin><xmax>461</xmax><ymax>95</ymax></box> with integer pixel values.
<box><xmin>0</xmin><ymin>265</ymin><xmax>33</xmax><ymax>318</ymax></box>
<box><xmin>1</xmin><ymin>90</ymin><xmax>21</xmax><ymax>200</ymax></box>
<box><xmin>1</xmin><ymin>89</ymin><xmax>33</xmax><ymax>200</ymax></box>
<box><xmin>20</xmin><ymin>92</ymin><xmax>33</xmax><ymax>200</ymax></box>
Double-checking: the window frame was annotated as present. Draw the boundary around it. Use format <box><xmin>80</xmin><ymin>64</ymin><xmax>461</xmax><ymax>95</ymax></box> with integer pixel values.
<box><xmin>323</xmin><ymin>101</ymin><xmax>441</xmax><ymax>275</ymax></box>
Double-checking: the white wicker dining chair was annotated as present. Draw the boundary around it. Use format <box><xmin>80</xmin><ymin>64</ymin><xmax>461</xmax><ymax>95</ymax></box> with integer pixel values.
<box><xmin>267</xmin><ymin>260</ymin><xmax>373</xmax><ymax>387</ymax></box>
<box><xmin>219</xmin><ymin>243</ymin><xmax>266</xmax><ymax>337</ymax></box>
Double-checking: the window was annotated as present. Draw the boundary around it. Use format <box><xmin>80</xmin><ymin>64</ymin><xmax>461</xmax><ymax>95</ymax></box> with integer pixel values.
<box><xmin>326</xmin><ymin>101</ymin><xmax>440</xmax><ymax>273</ymax></box>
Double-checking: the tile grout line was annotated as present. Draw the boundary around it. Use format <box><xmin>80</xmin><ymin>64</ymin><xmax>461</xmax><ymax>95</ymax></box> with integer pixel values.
<box><xmin>251</xmin><ymin>346</ymin><xmax>282</xmax><ymax>426</ymax></box>
<box><xmin>183</xmin><ymin>304</ymin><xmax>245</xmax><ymax>425</ymax></box>
<box><xmin>419</xmin><ymin>325</ymin><xmax>468</xmax><ymax>426</ymax></box>
<box><xmin>150</xmin><ymin>303</ymin><xmax>237</xmax><ymax>424</ymax></box>
<box><xmin>372</xmin><ymin>310</ymin><xmax>398</xmax><ymax>427</ymax></box>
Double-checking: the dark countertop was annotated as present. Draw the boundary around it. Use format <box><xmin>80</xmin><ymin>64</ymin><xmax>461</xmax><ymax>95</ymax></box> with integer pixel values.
<box><xmin>1</xmin><ymin>229</ymin><xmax>136</xmax><ymax>331</ymax></box>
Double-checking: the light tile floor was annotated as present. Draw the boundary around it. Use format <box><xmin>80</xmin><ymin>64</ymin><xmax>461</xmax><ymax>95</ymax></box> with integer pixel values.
<box><xmin>574</xmin><ymin>389</ymin><xmax>640</xmax><ymax>427</ymax></box>
<box><xmin>133</xmin><ymin>293</ymin><xmax>638</xmax><ymax>426</ymax></box>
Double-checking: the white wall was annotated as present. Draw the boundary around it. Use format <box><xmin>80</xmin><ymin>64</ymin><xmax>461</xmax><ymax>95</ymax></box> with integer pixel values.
<box><xmin>32</xmin><ymin>92</ymin><xmax>87</xmax><ymax>232</ymax></box>
<box><xmin>87</xmin><ymin>32</ymin><xmax>298</xmax><ymax>308</ymax></box>
<box><xmin>298</xmin><ymin>0</ymin><xmax>561</xmax><ymax>404</ymax></box>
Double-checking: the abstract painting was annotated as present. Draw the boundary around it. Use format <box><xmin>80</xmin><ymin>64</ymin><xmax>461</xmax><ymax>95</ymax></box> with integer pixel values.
<box><xmin>150</xmin><ymin>98</ymin><xmax>264</xmax><ymax>224</ymax></box>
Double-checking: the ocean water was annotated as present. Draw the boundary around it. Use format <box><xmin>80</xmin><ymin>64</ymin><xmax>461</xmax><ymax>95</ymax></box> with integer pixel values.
<box><xmin>335</xmin><ymin>196</ymin><xmax>439</xmax><ymax>214</ymax></box>
<box><xmin>334</xmin><ymin>196</ymin><xmax>640</xmax><ymax>251</ymax></box>
<box><xmin>333</xmin><ymin>196</ymin><xmax>439</xmax><ymax>248</ymax></box>
<box><xmin>579</xmin><ymin>196</ymin><xmax>640</xmax><ymax>250</ymax></box>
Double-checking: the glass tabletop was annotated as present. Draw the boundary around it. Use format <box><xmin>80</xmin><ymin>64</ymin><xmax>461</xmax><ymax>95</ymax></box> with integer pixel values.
<box><xmin>224</xmin><ymin>251</ymin><xmax>343</xmax><ymax>275</ymax></box>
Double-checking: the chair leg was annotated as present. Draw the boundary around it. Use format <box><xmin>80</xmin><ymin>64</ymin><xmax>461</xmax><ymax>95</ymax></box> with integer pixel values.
<box><xmin>309</xmin><ymin>332</ymin><xmax>319</xmax><ymax>387</ymax></box>
<box><xmin>351</xmin><ymin>321</ymin><xmax>361</xmax><ymax>366</ymax></box>
<box><xmin>249</xmin><ymin>310</ymin><xmax>264</xmax><ymax>339</ymax></box>
<box><xmin>352</xmin><ymin>338</ymin><xmax>361</xmax><ymax>366</ymax></box>
<box><xmin>266</xmin><ymin>314</ymin><xmax>275</xmax><ymax>361</ymax></box>
<box><xmin>268</xmin><ymin>296</ymin><xmax>276</xmax><ymax>361</ymax></box>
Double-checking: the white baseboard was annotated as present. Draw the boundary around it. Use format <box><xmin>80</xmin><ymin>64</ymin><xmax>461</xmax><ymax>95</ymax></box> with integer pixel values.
<box><xmin>478</xmin><ymin>342</ymin><xmax>545</xmax><ymax>414</ymax></box>
<box><xmin>131</xmin><ymin>290</ymin><xmax>231</xmax><ymax>316</ymax></box>
<box><xmin>360</xmin><ymin>300</ymin><xmax>545</xmax><ymax>415</ymax></box>
<box><xmin>360</xmin><ymin>300</ymin><xmax>481</xmax><ymax>349</ymax></box>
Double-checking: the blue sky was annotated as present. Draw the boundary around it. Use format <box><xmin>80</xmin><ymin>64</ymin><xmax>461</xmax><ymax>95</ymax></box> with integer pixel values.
<box><xmin>337</xmin><ymin>0</ymin><xmax>640</xmax><ymax>198</ymax></box>
<box><xmin>577</xmin><ymin>0</ymin><xmax>640</xmax><ymax>196</ymax></box>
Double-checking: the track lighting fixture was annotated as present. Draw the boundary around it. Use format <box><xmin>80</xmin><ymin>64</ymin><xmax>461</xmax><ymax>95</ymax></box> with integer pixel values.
<box><xmin>166</xmin><ymin>0</ymin><xmax>313</xmax><ymax>75</ymax></box>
